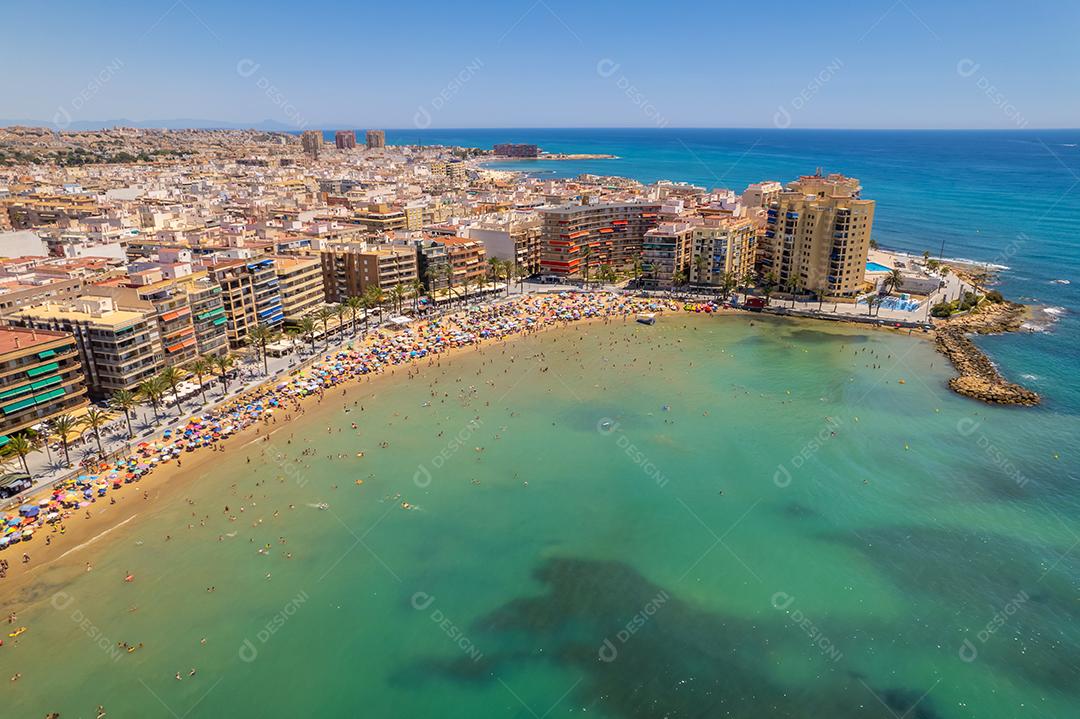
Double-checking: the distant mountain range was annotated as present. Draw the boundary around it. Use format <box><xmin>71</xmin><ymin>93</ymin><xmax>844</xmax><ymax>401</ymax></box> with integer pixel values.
<box><xmin>0</xmin><ymin>118</ymin><xmax>307</xmax><ymax>131</ymax></box>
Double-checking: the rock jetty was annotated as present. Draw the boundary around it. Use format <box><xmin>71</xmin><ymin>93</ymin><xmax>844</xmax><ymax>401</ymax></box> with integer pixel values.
<box><xmin>934</xmin><ymin>301</ymin><xmax>1040</xmax><ymax>406</ymax></box>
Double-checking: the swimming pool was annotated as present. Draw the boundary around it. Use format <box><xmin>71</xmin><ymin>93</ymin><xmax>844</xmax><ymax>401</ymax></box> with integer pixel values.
<box><xmin>866</xmin><ymin>261</ymin><xmax>893</xmax><ymax>272</ymax></box>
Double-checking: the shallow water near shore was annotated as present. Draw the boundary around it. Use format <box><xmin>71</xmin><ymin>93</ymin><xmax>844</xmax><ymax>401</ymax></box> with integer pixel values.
<box><xmin>2</xmin><ymin>314</ymin><xmax>1078</xmax><ymax>718</ymax></box>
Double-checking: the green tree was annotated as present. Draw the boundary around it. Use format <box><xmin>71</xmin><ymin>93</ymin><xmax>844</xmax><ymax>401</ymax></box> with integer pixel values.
<box><xmin>137</xmin><ymin>376</ymin><xmax>167</xmax><ymax>424</ymax></box>
<box><xmin>81</xmin><ymin>406</ymin><xmax>111</xmax><ymax>458</ymax></box>
<box><xmin>364</xmin><ymin>286</ymin><xmax>386</xmax><ymax>326</ymax></box>
<box><xmin>693</xmin><ymin>255</ymin><xmax>708</xmax><ymax>287</ymax></box>
<box><xmin>298</xmin><ymin>316</ymin><xmax>317</xmax><ymax>353</ymax></box>
<box><xmin>188</xmin><ymin>357</ymin><xmax>212</xmax><ymax>405</ymax></box>
<box><xmin>671</xmin><ymin>270</ymin><xmax>687</xmax><ymax>296</ymax></box>
<box><xmin>344</xmin><ymin>295</ymin><xmax>364</xmax><ymax>335</ymax></box>
<box><xmin>440</xmin><ymin>264</ymin><xmax>456</xmax><ymax>306</ymax></box>
<box><xmin>411</xmin><ymin>279</ymin><xmax>426</xmax><ymax>312</ymax></box>
<box><xmin>763</xmin><ymin>272</ymin><xmax>779</xmax><ymax>304</ymax></box>
<box><xmin>883</xmin><ymin>268</ymin><xmax>904</xmax><ymax>295</ymax></box>
<box><xmin>334</xmin><ymin>303</ymin><xmax>349</xmax><ymax>341</ymax></box>
<box><xmin>49</xmin><ymin>413</ymin><xmax>82</xmax><ymax>467</ymax></box>
<box><xmin>3</xmin><ymin>434</ymin><xmax>34</xmax><ymax>476</ymax></box>
<box><xmin>158</xmin><ymin>365</ymin><xmax>186</xmax><ymax>415</ymax></box>
<box><xmin>247</xmin><ymin>323</ymin><xmax>278</xmax><ymax>375</ymax></box>
<box><xmin>315</xmin><ymin>306</ymin><xmax>336</xmax><ymax>348</ymax></box>
<box><xmin>741</xmin><ymin>270</ymin><xmax>757</xmax><ymax>303</ymax></box>
<box><xmin>111</xmin><ymin>388</ymin><xmax>139</xmax><ymax>438</ymax></box>
<box><xmin>389</xmin><ymin>283</ymin><xmax>407</xmax><ymax>315</ymax></box>
<box><xmin>211</xmin><ymin>353</ymin><xmax>235</xmax><ymax>393</ymax></box>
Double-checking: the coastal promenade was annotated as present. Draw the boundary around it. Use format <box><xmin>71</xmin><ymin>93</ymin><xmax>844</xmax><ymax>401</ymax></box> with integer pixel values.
<box><xmin>2</xmin><ymin>284</ymin><xmax>512</xmax><ymax>509</ymax></box>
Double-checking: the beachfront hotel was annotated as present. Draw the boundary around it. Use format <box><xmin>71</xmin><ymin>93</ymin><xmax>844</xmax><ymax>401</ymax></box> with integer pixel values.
<box><xmin>539</xmin><ymin>202</ymin><xmax>661</xmax><ymax>277</ymax></box>
<box><xmin>206</xmin><ymin>259</ymin><xmax>285</xmax><ymax>348</ymax></box>
<box><xmin>8</xmin><ymin>296</ymin><xmax>164</xmax><ymax>398</ymax></box>
<box><xmin>687</xmin><ymin>217</ymin><xmax>757</xmax><ymax>286</ymax></box>
<box><xmin>0</xmin><ymin>326</ymin><xmax>89</xmax><ymax>447</ymax></box>
<box><xmin>642</xmin><ymin>222</ymin><xmax>693</xmax><ymax>287</ymax></box>
<box><xmin>320</xmin><ymin>243</ymin><xmax>419</xmax><ymax>301</ymax></box>
<box><xmin>272</xmin><ymin>255</ymin><xmax>326</xmax><ymax>324</ymax></box>
<box><xmin>762</xmin><ymin>173</ymin><xmax>875</xmax><ymax>300</ymax></box>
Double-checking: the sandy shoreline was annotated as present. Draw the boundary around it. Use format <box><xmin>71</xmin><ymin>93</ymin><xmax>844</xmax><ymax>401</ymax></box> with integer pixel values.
<box><xmin>0</xmin><ymin>297</ymin><xmax>955</xmax><ymax>610</ymax></box>
<box><xmin>0</xmin><ymin>310</ymin><xmax>634</xmax><ymax>609</ymax></box>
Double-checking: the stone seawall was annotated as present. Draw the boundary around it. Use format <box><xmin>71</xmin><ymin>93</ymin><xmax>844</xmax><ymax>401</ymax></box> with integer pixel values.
<box><xmin>934</xmin><ymin>302</ymin><xmax>1040</xmax><ymax>406</ymax></box>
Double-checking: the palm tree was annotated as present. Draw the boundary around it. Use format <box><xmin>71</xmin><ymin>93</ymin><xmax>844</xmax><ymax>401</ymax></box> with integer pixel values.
<box><xmin>284</xmin><ymin>329</ymin><xmax>301</xmax><ymax>360</ymax></box>
<box><xmin>364</xmin><ymin>286</ymin><xmax>386</xmax><ymax>325</ymax></box>
<box><xmin>388</xmin><ymin>283</ymin><xmax>406</xmax><ymax>315</ymax></box>
<box><xmin>671</xmin><ymin>270</ymin><xmax>687</xmax><ymax>297</ymax></box>
<box><xmin>631</xmin><ymin>258</ymin><xmax>644</xmax><ymax>286</ymax></box>
<box><xmin>438</xmin><ymin>264</ymin><xmax>455</xmax><ymax>306</ymax></box>
<box><xmin>49</xmin><ymin>413</ymin><xmax>81</xmax><ymax>467</ymax></box>
<box><xmin>334</xmin><ymin>303</ymin><xmax>349</xmax><ymax>341</ymax></box>
<box><xmin>693</xmin><ymin>255</ymin><xmax>708</xmax><ymax>288</ymax></box>
<box><xmin>210</xmin><ymin>353</ymin><xmax>234</xmax><ymax>393</ymax></box>
<box><xmin>33</xmin><ymin>423</ymin><xmax>54</xmax><ymax>466</ymax></box>
<box><xmin>137</xmin><ymin>376</ymin><xmax>167</xmax><ymax>425</ymax></box>
<box><xmin>298</xmin><ymin>316</ymin><xmax>317</xmax><ymax>353</ymax></box>
<box><xmin>741</xmin><ymin>270</ymin><xmax>756</xmax><ymax>303</ymax></box>
<box><xmin>883</xmin><ymin>268</ymin><xmax>904</xmax><ymax>295</ymax></box>
<box><xmin>111</xmin><ymin>389</ymin><xmax>139</xmax><ymax>438</ymax></box>
<box><xmin>315</xmin><ymin>306</ymin><xmax>335</xmax><ymax>348</ymax></box>
<box><xmin>580</xmin><ymin>245</ymin><xmax>592</xmax><ymax>288</ymax></box>
<box><xmin>503</xmin><ymin>262</ymin><xmax>515</xmax><ymax>296</ymax></box>
<box><xmin>410</xmin><ymin>278</ymin><xmax>425</xmax><ymax>312</ymax></box>
<box><xmin>515</xmin><ymin>262</ymin><xmax>528</xmax><ymax>293</ymax></box>
<box><xmin>247</xmin><ymin>323</ymin><xmax>278</xmax><ymax>375</ymax></box>
<box><xmin>158</xmin><ymin>365</ymin><xmax>186</xmax><ymax>414</ymax></box>
<box><xmin>188</xmin><ymin>357</ymin><xmax>212</xmax><ymax>405</ymax></box>
<box><xmin>790</xmin><ymin>276</ymin><xmax>803</xmax><ymax>308</ymax></box>
<box><xmin>4</xmin><ymin>434</ymin><xmax>34</xmax><ymax>476</ymax></box>
<box><xmin>460</xmin><ymin>274</ymin><xmax>473</xmax><ymax>305</ymax></box>
<box><xmin>763</xmin><ymin>272</ymin><xmax>779</xmax><ymax>305</ymax></box>
<box><xmin>359</xmin><ymin>291</ymin><xmax>377</xmax><ymax>334</ymax></box>
<box><xmin>487</xmin><ymin>257</ymin><xmax>501</xmax><ymax>290</ymax></box>
<box><xmin>344</xmin><ymin>295</ymin><xmax>364</xmax><ymax>335</ymax></box>
<box><xmin>81</xmin><ymin>406</ymin><xmax>111</xmax><ymax>458</ymax></box>
<box><xmin>866</xmin><ymin>295</ymin><xmax>879</xmax><ymax>316</ymax></box>
<box><xmin>720</xmin><ymin>272</ymin><xmax>736</xmax><ymax>300</ymax></box>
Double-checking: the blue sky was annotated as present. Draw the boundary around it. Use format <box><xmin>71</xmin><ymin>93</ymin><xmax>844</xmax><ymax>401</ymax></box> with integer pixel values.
<box><xmin>3</xmin><ymin>0</ymin><xmax>1078</xmax><ymax>129</ymax></box>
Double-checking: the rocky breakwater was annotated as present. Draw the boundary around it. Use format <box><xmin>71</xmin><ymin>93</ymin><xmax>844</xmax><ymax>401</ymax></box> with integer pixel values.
<box><xmin>934</xmin><ymin>301</ymin><xmax>1040</xmax><ymax>406</ymax></box>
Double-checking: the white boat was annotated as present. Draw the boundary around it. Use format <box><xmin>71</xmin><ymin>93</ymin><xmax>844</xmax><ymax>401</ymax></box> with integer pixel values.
<box><xmin>636</xmin><ymin>313</ymin><xmax>656</xmax><ymax>325</ymax></box>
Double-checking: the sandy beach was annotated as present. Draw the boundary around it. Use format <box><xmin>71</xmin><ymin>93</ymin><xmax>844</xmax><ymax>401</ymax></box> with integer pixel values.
<box><xmin>0</xmin><ymin>294</ymin><xmax>670</xmax><ymax>609</ymax></box>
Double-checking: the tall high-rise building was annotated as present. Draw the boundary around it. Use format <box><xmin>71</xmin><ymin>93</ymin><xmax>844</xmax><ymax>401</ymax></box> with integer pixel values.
<box><xmin>334</xmin><ymin>130</ymin><xmax>356</xmax><ymax>150</ymax></box>
<box><xmin>687</xmin><ymin>217</ymin><xmax>757</xmax><ymax>287</ymax></box>
<box><xmin>642</xmin><ymin>222</ymin><xmax>693</xmax><ymax>288</ymax></box>
<box><xmin>272</xmin><ymin>256</ymin><xmax>325</xmax><ymax>323</ymax></box>
<box><xmin>301</xmin><ymin>130</ymin><xmax>322</xmax><ymax>159</ymax></box>
<box><xmin>365</xmin><ymin>130</ymin><xmax>386</xmax><ymax>149</ymax></box>
<box><xmin>320</xmin><ymin>244</ymin><xmax>417</xmax><ymax>302</ymax></box>
<box><xmin>207</xmin><ymin>259</ymin><xmax>284</xmax><ymax>348</ymax></box>
<box><xmin>761</xmin><ymin>173</ymin><xmax>875</xmax><ymax>300</ymax></box>
<box><xmin>538</xmin><ymin>202</ymin><xmax>660</xmax><ymax>277</ymax></box>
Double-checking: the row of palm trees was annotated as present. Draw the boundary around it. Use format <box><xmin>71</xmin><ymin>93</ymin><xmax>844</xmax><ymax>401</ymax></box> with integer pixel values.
<box><xmin>0</xmin><ymin>268</ymin><xmax>533</xmax><ymax>483</ymax></box>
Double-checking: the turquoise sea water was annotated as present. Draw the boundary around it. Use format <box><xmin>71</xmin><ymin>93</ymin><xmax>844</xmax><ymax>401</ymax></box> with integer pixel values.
<box><xmin>3</xmin><ymin>315</ymin><xmax>1079</xmax><ymax>718</ymax></box>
